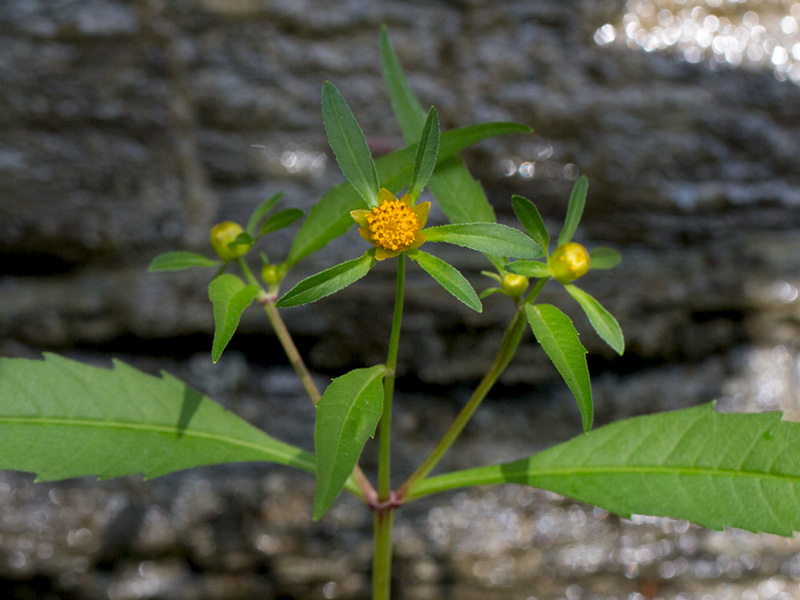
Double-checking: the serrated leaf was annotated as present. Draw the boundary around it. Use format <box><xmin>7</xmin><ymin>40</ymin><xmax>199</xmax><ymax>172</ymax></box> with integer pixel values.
<box><xmin>512</xmin><ymin>195</ymin><xmax>550</xmax><ymax>252</ymax></box>
<box><xmin>525</xmin><ymin>304</ymin><xmax>592</xmax><ymax>432</ymax></box>
<box><xmin>410</xmin><ymin>403</ymin><xmax>800</xmax><ymax>537</ymax></box>
<box><xmin>381</xmin><ymin>27</ymin><xmax>505</xmax><ymax>225</ymax></box>
<box><xmin>314</xmin><ymin>365</ymin><xmax>385</xmax><ymax>519</ymax></box>
<box><xmin>408</xmin><ymin>107</ymin><xmax>439</xmax><ymax>201</ymax></box>
<box><xmin>209</xmin><ymin>274</ymin><xmax>259</xmax><ymax>363</ymax></box>
<box><xmin>506</xmin><ymin>260</ymin><xmax>550</xmax><ymax>278</ymax></box>
<box><xmin>148</xmin><ymin>252</ymin><xmax>221</xmax><ymax>272</ymax></box>
<box><xmin>276</xmin><ymin>252</ymin><xmax>375</xmax><ymax>308</ymax></box>
<box><xmin>408</xmin><ymin>249</ymin><xmax>482</xmax><ymax>312</ymax></box>
<box><xmin>557</xmin><ymin>175</ymin><xmax>588</xmax><ymax>246</ymax></box>
<box><xmin>0</xmin><ymin>354</ymin><xmax>314</xmax><ymax>482</ymax></box>
<box><xmin>590</xmin><ymin>247</ymin><xmax>622</xmax><ymax>270</ymax></box>
<box><xmin>246</xmin><ymin>192</ymin><xmax>285</xmax><ymax>237</ymax></box>
<box><xmin>564</xmin><ymin>285</ymin><xmax>625</xmax><ymax>355</ymax></box>
<box><xmin>285</xmin><ymin>122</ymin><xmax>528</xmax><ymax>267</ymax></box>
<box><xmin>425</xmin><ymin>223</ymin><xmax>543</xmax><ymax>259</ymax></box>
<box><xmin>322</xmin><ymin>81</ymin><xmax>380</xmax><ymax>208</ymax></box>
<box><xmin>257</xmin><ymin>208</ymin><xmax>304</xmax><ymax>238</ymax></box>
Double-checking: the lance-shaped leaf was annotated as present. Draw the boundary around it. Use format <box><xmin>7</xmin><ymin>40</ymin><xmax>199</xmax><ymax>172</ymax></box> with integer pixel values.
<box><xmin>322</xmin><ymin>81</ymin><xmax>380</xmax><ymax>208</ymax></box>
<box><xmin>425</xmin><ymin>223</ymin><xmax>544</xmax><ymax>259</ymax></box>
<box><xmin>286</xmin><ymin>121</ymin><xmax>530</xmax><ymax>267</ymax></box>
<box><xmin>276</xmin><ymin>252</ymin><xmax>375</xmax><ymax>308</ymax></box>
<box><xmin>408</xmin><ymin>249</ymin><xmax>482</xmax><ymax>312</ymax></box>
<box><xmin>565</xmin><ymin>284</ymin><xmax>625</xmax><ymax>355</ymax></box>
<box><xmin>589</xmin><ymin>247</ymin><xmax>622</xmax><ymax>270</ymax></box>
<box><xmin>209</xmin><ymin>274</ymin><xmax>259</xmax><ymax>363</ymax></box>
<box><xmin>314</xmin><ymin>365</ymin><xmax>385</xmax><ymax>520</ymax></box>
<box><xmin>512</xmin><ymin>195</ymin><xmax>550</xmax><ymax>253</ymax></box>
<box><xmin>506</xmin><ymin>260</ymin><xmax>550</xmax><ymax>279</ymax></box>
<box><xmin>408</xmin><ymin>106</ymin><xmax>439</xmax><ymax>201</ymax></box>
<box><xmin>381</xmin><ymin>27</ymin><xmax>503</xmax><ymax>224</ymax></box>
<box><xmin>257</xmin><ymin>208</ymin><xmax>304</xmax><ymax>238</ymax></box>
<box><xmin>526</xmin><ymin>304</ymin><xmax>592</xmax><ymax>432</ymax></box>
<box><xmin>408</xmin><ymin>403</ymin><xmax>800</xmax><ymax>537</ymax></box>
<box><xmin>557</xmin><ymin>175</ymin><xmax>588</xmax><ymax>247</ymax></box>
<box><xmin>0</xmin><ymin>354</ymin><xmax>314</xmax><ymax>482</ymax></box>
<box><xmin>148</xmin><ymin>252</ymin><xmax>221</xmax><ymax>272</ymax></box>
<box><xmin>246</xmin><ymin>192</ymin><xmax>285</xmax><ymax>237</ymax></box>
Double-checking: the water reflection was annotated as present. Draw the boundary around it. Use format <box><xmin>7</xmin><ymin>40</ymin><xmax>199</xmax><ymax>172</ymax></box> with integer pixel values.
<box><xmin>595</xmin><ymin>0</ymin><xmax>800</xmax><ymax>84</ymax></box>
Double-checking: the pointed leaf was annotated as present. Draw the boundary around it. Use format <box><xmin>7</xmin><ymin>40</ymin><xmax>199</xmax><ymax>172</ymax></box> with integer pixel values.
<box><xmin>148</xmin><ymin>252</ymin><xmax>221</xmax><ymax>272</ymax></box>
<box><xmin>246</xmin><ymin>192</ymin><xmax>285</xmax><ymax>237</ymax></box>
<box><xmin>257</xmin><ymin>208</ymin><xmax>304</xmax><ymax>238</ymax></box>
<box><xmin>276</xmin><ymin>252</ymin><xmax>375</xmax><ymax>308</ymax></box>
<box><xmin>322</xmin><ymin>81</ymin><xmax>380</xmax><ymax>208</ymax></box>
<box><xmin>408</xmin><ymin>249</ymin><xmax>482</xmax><ymax>312</ymax></box>
<box><xmin>557</xmin><ymin>175</ymin><xmax>588</xmax><ymax>246</ymax></box>
<box><xmin>525</xmin><ymin>304</ymin><xmax>592</xmax><ymax>432</ymax></box>
<box><xmin>408</xmin><ymin>107</ymin><xmax>440</xmax><ymax>201</ymax></box>
<box><xmin>512</xmin><ymin>195</ymin><xmax>550</xmax><ymax>252</ymax></box>
<box><xmin>314</xmin><ymin>365</ymin><xmax>385</xmax><ymax>519</ymax></box>
<box><xmin>590</xmin><ymin>247</ymin><xmax>622</xmax><ymax>270</ymax></box>
<box><xmin>410</xmin><ymin>403</ymin><xmax>800</xmax><ymax>537</ymax></box>
<box><xmin>506</xmin><ymin>260</ymin><xmax>550</xmax><ymax>278</ymax></box>
<box><xmin>379</xmin><ymin>25</ymin><xmax>426</xmax><ymax>140</ymax></box>
<box><xmin>286</xmin><ymin>122</ymin><xmax>529</xmax><ymax>266</ymax></box>
<box><xmin>425</xmin><ymin>223</ymin><xmax>543</xmax><ymax>259</ymax></box>
<box><xmin>0</xmin><ymin>354</ymin><xmax>314</xmax><ymax>482</ymax></box>
<box><xmin>209</xmin><ymin>274</ymin><xmax>259</xmax><ymax>363</ymax></box>
<box><xmin>564</xmin><ymin>285</ymin><xmax>625</xmax><ymax>355</ymax></box>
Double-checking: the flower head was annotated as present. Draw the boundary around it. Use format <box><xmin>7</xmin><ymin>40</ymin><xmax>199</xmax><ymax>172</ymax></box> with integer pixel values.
<box><xmin>351</xmin><ymin>188</ymin><xmax>430</xmax><ymax>260</ymax></box>
<box><xmin>210</xmin><ymin>221</ymin><xmax>251</xmax><ymax>261</ymax></box>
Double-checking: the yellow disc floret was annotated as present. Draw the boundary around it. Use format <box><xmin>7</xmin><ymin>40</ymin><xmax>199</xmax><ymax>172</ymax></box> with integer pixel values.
<box><xmin>351</xmin><ymin>188</ymin><xmax>430</xmax><ymax>260</ymax></box>
<box><xmin>367</xmin><ymin>198</ymin><xmax>421</xmax><ymax>252</ymax></box>
<box><xmin>549</xmin><ymin>242</ymin><xmax>590</xmax><ymax>283</ymax></box>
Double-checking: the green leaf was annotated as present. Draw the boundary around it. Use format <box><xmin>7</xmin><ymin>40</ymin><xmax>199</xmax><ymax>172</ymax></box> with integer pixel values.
<box><xmin>381</xmin><ymin>27</ymin><xmax>507</xmax><ymax>225</ymax></box>
<box><xmin>208</xmin><ymin>274</ymin><xmax>259</xmax><ymax>363</ymax></box>
<box><xmin>425</xmin><ymin>223</ymin><xmax>544</xmax><ymax>259</ymax></box>
<box><xmin>408</xmin><ymin>106</ymin><xmax>440</xmax><ymax>201</ymax></box>
<box><xmin>590</xmin><ymin>247</ymin><xmax>622</xmax><ymax>270</ymax></box>
<box><xmin>285</xmin><ymin>122</ymin><xmax>528</xmax><ymax>267</ymax></box>
<box><xmin>257</xmin><ymin>208</ymin><xmax>304</xmax><ymax>238</ymax></box>
<box><xmin>506</xmin><ymin>260</ymin><xmax>550</xmax><ymax>279</ymax></box>
<box><xmin>410</xmin><ymin>403</ymin><xmax>800</xmax><ymax>537</ymax></box>
<box><xmin>557</xmin><ymin>175</ymin><xmax>588</xmax><ymax>247</ymax></box>
<box><xmin>512</xmin><ymin>195</ymin><xmax>550</xmax><ymax>253</ymax></box>
<box><xmin>564</xmin><ymin>284</ymin><xmax>625</xmax><ymax>355</ymax></box>
<box><xmin>314</xmin><ymin>365</ymin><xmax>385</xmax><ymax>520</ymax></box>
<box><xmin>276</xmin><ymin>252</ymin><xmax>375</xmax><ymax>308</ymax></box>
<box><xmin>408</xmin><ymin>249</ymin><xmax>482</xmax><ymax>312</ymax></box>
<box><xmin>525</xmin><ymin>304</ymin><xmax>592</xmax><ymax>432</ymax></box>
<box><xmin>246</xmin><ymin>192</ymin><xmax>285</xmax><ymax>237</ymax></box>
<box><xmin>0</xmin><ymin>354</ymin><xmax>314</xmax><ymax>482</ymax></box>
<box><xmin>321</xmin><ymin>81</ymin><xmax>380</xmax><ymax>208</ymax></box>
<box><xmin>148</xmin><ymin>252</ymin><xmax>221</xmax><ymax>272</ymax></box>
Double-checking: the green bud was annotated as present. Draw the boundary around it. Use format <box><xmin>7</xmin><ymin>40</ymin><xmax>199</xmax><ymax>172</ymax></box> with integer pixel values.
<box><xmin>501</xmin><ymin>273</ymin><xmax>529</xmax><ymax>297</ymax></box>
<box><xmin>549</xmin><ymin>242</ymin><xmax>590</xmax><ymax>283</ymax></box>
<box><xmin>261</xmin><ymin>263</ymin><xmax>283</xmax><ymax>286</ymax></box>
<box><xmin>210</xmin><ymin>222</ymin><xmax>251</xmax><ymax>260</ymax></box>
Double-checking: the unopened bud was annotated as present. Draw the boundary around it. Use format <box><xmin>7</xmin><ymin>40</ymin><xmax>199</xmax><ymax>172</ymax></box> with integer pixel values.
<box><xmin>210</xmin><ymin>222</ymin><xmax>251</xmax><ymax>260</ymax></box>
<box><xmin>501</xmin><ymin>273</ymin><xmax>529</xmax><ymax>297</ymax></box>
<box><xmin>549</xmin><ymin>242</ymin><xmax>590</xmax><ymax>283</ymax></box>
<box><xmin>261</xmin><ymin>263</ymin><xmax>283</xmax><ymax>286</ymax></box>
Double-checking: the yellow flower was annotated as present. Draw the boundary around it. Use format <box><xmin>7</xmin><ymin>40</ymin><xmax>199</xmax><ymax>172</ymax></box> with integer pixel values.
<box><xmin>350</xmin><ymin>188</ymin><xmax>430</xmax><ymax>260</ymax></box>
<box><xmin>549</xmin><ymin>242</ymin><xmax>590</xmax><ymax>283</ymax></box>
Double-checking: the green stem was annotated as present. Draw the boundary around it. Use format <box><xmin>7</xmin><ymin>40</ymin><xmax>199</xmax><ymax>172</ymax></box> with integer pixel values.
<box><xmin>379</xmin><ymin>255</ymin><xmax>406</xmax><ymax>499</ymax></box>
<box><xmin>372</xmin><ymin>509</ymin><xmax>395</xmax><ymax>600</ymax></box>
<box><xmin>236</xmin><ymin>258</ymin><xmax>376</xmax><ymax>502</ymax></box>
<box><xmin>397</xmin><ymin>277</ymin><xmax>548</xmax><ymax>499</ymax></box>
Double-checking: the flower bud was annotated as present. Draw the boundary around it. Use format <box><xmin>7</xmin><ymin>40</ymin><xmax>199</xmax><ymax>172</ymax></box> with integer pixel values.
<box><xmin>501</xmin><ymin>273</ymin><xmax>529</xmax><ymax>297</ymax></box>
<box><xmin>261</xmin><ymin>263</ymin><xmax>283</xmax><ymax>286</ymax></box>
<box><xmin>210</xmin><ymin>222</ymin><xmax>251</xmax><ymax>260</ymax></box>
<box><xmin>549</xmin><ymin>242</ymin><xmax>590</xmax><ymax>283</ymax></box>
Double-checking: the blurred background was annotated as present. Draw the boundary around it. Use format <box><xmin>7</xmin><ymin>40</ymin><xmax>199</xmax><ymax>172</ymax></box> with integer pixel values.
<box><xmin>1</xmin><ymin>0</ymin><xmax>800</xmax><ymax>598</ymax></box>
